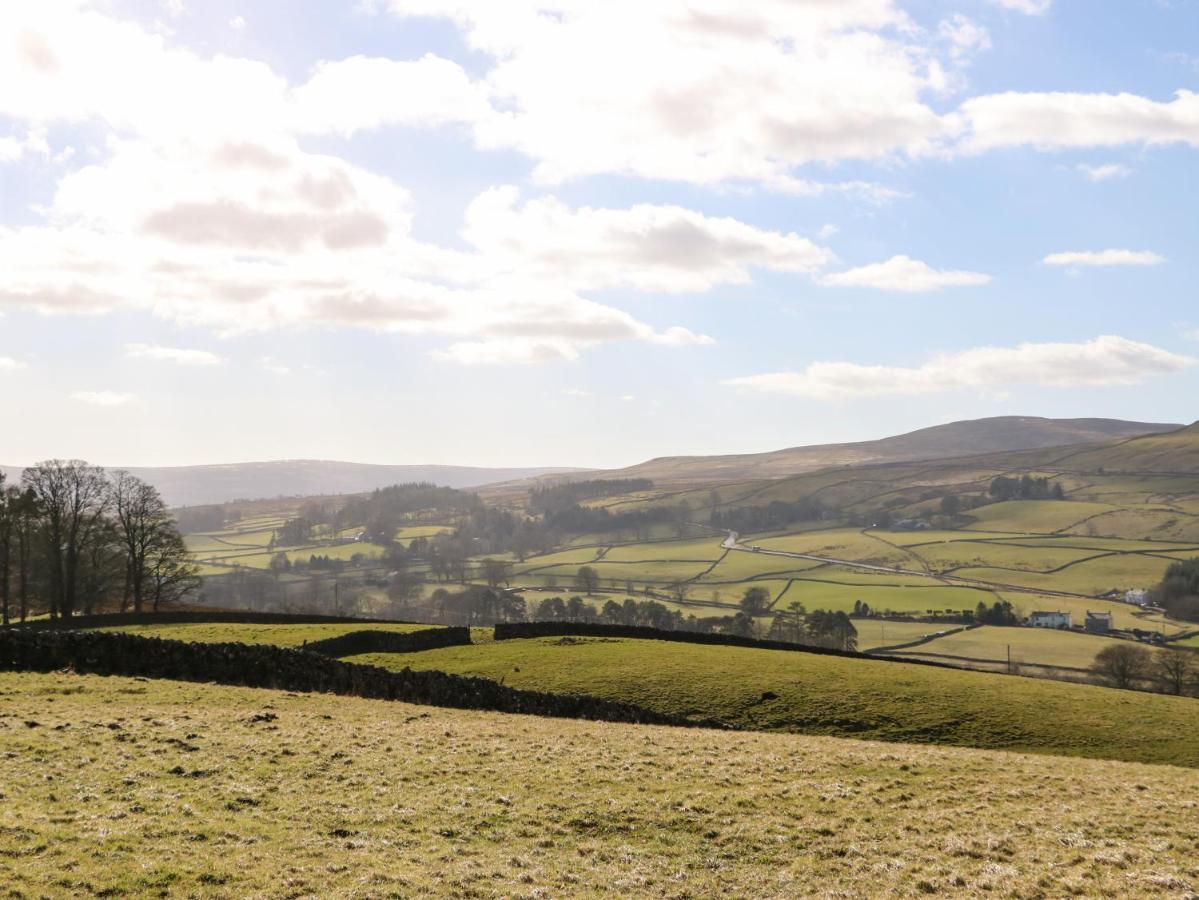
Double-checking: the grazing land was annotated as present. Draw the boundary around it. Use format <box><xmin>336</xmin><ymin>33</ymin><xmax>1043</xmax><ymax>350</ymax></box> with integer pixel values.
<box><xmin>3</xmin><ymin>670</ymin><xmax>1199</xmax><ymax>898</ymax></box>
<box><xmin>351</xmin><ymin>635</ymin><xmax>1199</xmax><ymax>767</ymax></box>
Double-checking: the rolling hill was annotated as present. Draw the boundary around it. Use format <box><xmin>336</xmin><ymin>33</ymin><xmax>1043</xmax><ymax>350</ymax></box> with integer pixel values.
<box><xmin>1051</xmin><ymin>421</ymin><xmax>1199</xmax><ymax>473</ymax></box>
<box><xmin>543</xmin><ymin>416</ymin><xmax>1182</xmax><ymax>486</ymax></box>
<box><xmin>0</xmin><ymin>460</ymin><xmax>588</xmax><ymax>508</ymax></box>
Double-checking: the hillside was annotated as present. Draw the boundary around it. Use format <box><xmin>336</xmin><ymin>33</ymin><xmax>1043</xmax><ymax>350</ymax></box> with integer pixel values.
<box><xmin>1051</xmin><ymin>421</ymin><xmax>1199</xmax><ymax>473</ymax></box>
<box><xmin>0</xmin><ymin>460</ymin><xmax>588</xmax><ymax>508</ymax></box>
<box><xmin>3</xmin><ymin>670</ymin><xmax>1198</xmax><ymax>897</ymax></box>
<box><xmin>353</xmin><ymin>635</ymin><xmax>1199</xmax><ymax>767</ymax></box>
<box><xmin>566</xmin><ymin>416</ymin><xmax>1181</xmax><ymax>486</ymax></box>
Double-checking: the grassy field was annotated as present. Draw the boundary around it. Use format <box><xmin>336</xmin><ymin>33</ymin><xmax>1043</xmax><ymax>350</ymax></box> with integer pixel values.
<box><xmin>5</xmin><ymin>671</ymin><xmax>1199</xmax><ymax>897</ymax></box>
<box><xmin>90</xmin><ymin>621</ymin><xmax>439</xmax><ymax>647</ymax></box>
<box><xmin>352</xmin><ymin>636</ymin><xmax>1199</xmax><ymax>767</ymax></box>
<box><xmin>884</xmin><ymin>625</ymin><xmax>1153</xmax><ymax>670</ymax></box>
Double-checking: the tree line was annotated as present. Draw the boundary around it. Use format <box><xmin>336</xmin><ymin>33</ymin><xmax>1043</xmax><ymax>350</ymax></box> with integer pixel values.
<box><xmin>0</xmin><ymin>461</ymin><xmax>197</xmax><ymax>621</ymax></box>
<box><xmin>989</xmin><ymin>475</ymin><xmax>1066</xmax><ymax>502</ymax></box>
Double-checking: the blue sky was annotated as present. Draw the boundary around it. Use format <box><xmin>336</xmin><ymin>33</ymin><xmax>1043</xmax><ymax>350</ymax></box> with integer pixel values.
<box><xmin>1</xmin><ymin>0</ymin><xmax>1197</xmax><ymax>468</ymax></box>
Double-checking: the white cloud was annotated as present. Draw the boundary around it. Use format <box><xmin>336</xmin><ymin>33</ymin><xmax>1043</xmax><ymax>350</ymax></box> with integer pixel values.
<box><xmin>0</xmin><ymin>356</ymin><xmax>23</xmax><ymax>370</ymax></box>
<box><xmin>260</xmin><ymin>357</ymin><xmax>291</xmax><ymax>375</ymax></box>
<box><xmin>291</xmin><ymin>54</ymin><xmax>492</xmax><ymax>137</ymax></box>
<box><xmin>619</xmin><ymin>394</ymin><xmax>636</xmax><ymax>402</ymax></box>
<box><xmin>561</xmin><ymin>388</ymin><xmax>591</xmax><ymax>397</ymax></box>
<box><xmin>818</xmin><ymin>255</ymin><xmax>991</xmax><ymax>291</ymax></box>
<box><xmin>953</xmin><ymin>90</ymin><xmax>1199</xmax><ymax>154</ymax></box>
<box><xmin>1076</xmin><ymin>163</ymin><xmax>1131</xmax><ymax>181</ymax></box>
<box><xmin>939</xmin><ymin>16</ymin><xmax>990</xmax><ymax>64</ymax></box>
<box><xmin>0</xmin><ymin>136</ymin><xmax>21</xmax><ymax>163</ymax></box>
<box><xmin>1043</xmin><ymin>249</ymin><xmax>1165</xmax><ymax>267</ymax></box>
<box><xmin>988</xmin><ymin>0</ymin><xmax>1051</xmax><ymax>13</ymax></box>
<box><xmin>124</xmin><ymin>343</ymin><xmax>225</xmax><ymax>365</ymax></box>
<box><xmin>724</xmin><ymin>335</ymin><xmax>1196</xmax><ymax>400</ymax></box>
<box><xmin>71</xmin><ymin>390</ymin><xmax>135</xmax><ymax>406</ymax></box>
<box><xmin>375</xmin><ymin>0</ymin><xmax>948</xmax><ymax>187</ymax></box>
<box><xmin>647</xmin><ymin>327</ymin><xmax>716</xmax><ymax>347</ymax></box>
<box><xmin>162</xmin><ymin>0</ymin><xmax>185</xmax><ymax>17</ymax></box>
<box><xmin>817</xmin><ymin>224</ymin><xmax>839</xmax><ymax>240</ymax></box>
<box><xmin>229</xmin><ymin>16</ymin><xmax>246</xmax><ymax>31</ymax></box>
<box><xmin>461</xmin><ymin>186</ymin><xmax>834</xmax><ymax>293</ymax></box>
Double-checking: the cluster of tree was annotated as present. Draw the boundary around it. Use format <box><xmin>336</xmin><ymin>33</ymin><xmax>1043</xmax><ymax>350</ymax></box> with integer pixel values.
<box><xmin>333</xmin><ymin>483</ymin><xmax>482</xmax><ymax>543</ymax></box>
<box><xmin>173</xmin><ymin>505</ymin><xmax>228</xmax><ymax>534</ymax></box>
<box><xmin>974</xmin><ymin>600</ymin><xmax>1018</xmax><ymax>625</ymax></box>
<box><xmin>764</xmin><ymin>601</ymin><xmax>858</xmax><ymax>651</ymax></box>
<box><xmin>710</xmin><ymin>498</ymin><xmax>826</xmax><ymax>533</ymax></box>
<box><xmin>1151</xmin><ymin>558</ymin><xmax>1199</xmax><ymax>622</ymax></box>
<box><xmin>528</xmin><ymin>478</ymin><xmax>654</xmax><ymax>513</ymax></box>
<box><xmin>989</xmin><ymin>475</ymin><xmax>1066</xmax><ymax>502</ymax></box>
<box><xmin>427</xmin><ymin>584</ymin><xmax>527</xmax><ymax>625</ymax></box>
<box><xmin>0</xmin><ymin>461</ymin><xmax>198</xmax><ymax>621</ymax></box>
<box><xmin>539</xmin><ymin>501</ymin><xmax>689</xmax><ymax>540</ymax></box>
<box><xmin>1092</xmin><ymin>643</ymin><xmax>1197</xmax><ymax>695</ymax></box>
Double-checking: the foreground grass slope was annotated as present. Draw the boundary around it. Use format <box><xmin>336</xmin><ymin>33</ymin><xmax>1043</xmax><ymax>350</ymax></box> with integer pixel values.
<box><xmin>355</xmin><ymin>637</ymin><xmax>1199</xmax><ymax>767</ymax></box>
<box><xmin>3</xmin><ymin>671</ymin><xmax>1198</xmax><ymax>898</ymax></box>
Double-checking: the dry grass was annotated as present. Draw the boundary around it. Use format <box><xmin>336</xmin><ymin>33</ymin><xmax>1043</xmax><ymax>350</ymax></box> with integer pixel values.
<box><xmin>3</xmin><ymin>671</ymin><xmax>1199</xmax><ymax>898</ymax></box>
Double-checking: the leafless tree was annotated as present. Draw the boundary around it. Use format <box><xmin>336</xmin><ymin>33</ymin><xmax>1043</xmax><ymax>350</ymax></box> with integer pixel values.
<box><xmin>1092</xmin><ymin>643</ymin><xmax>1152</xmax><ymax>690</ymax></box>
<box><xmin>111</xmin><ymin>471</ymin><xmax>177</xmax><ymax>613</ymax></box>
<box><xmin>22</xmin><ymin>460</ymin><xmax>109</xmax><ymax>618</ymax></box>
<box><xmin>146</xmin><ymin>528</ymin><xmax>200</xmax><ymax>611</ymax></box>
<box><xmin>1156</xmin><ymin>648</ymin><xmax>1195</xmax><ymax>696</ymax></box>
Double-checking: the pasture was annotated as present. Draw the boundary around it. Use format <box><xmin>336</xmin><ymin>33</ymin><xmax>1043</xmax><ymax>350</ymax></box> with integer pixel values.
<box><xmin>353</xmin><ymin>636</ymin><xmax>1199</xmax><ymax>766</ymax></box>
<box><xmin>882</xmin><ymin>625</ymin><xmax>1153</xmax><ymax>670</ymax></box>
<box><xmin>4</xmin><ymin>671</ymin><xmax>1198</xmax><ymax>897</ymax></box>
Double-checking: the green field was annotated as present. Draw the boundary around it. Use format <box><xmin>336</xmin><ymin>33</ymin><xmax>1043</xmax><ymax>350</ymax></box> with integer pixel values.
<box><xmin>90</xmin><ymin>621</ymin><xmax>438</xmax><ymax>647</ymax></box>
<box><xmin>885</xmin><ymin>625</ymin><xmax>1156</xmax><ymax>670</ymax></box>
<box><xmin>6</xmin><ymin>671</ymin><xmax>1198</xmax><ymax>897</ymax></box>
<box><xmin>351</xmin><ymin>636</ymin><xmax>1199</xmax><ymax>766</ymax></box>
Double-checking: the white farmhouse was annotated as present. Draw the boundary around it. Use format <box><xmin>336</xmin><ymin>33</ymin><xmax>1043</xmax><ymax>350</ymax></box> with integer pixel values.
<box><xmin>1028</xmin><ymin>610</ymin><xmax>1072</xmax><ymax>629</ymax></box>
<box><xmin>1125</xmin><ymin>589</ymin><xmax>1149</xmax><ymax>606</ymax></box>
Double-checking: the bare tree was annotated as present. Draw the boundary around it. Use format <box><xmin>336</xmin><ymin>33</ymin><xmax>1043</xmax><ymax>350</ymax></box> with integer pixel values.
<box><xmin>110</xmin><ymin>471</ymin><xmax>178</xmax><ymax>613</ymax></box>
<box><xmin>146</xmin><ymin>529</ymin><xmax>200</xmax><ymax>611</ymax></box>
<box><xmin>0</xmin><ymin>478</ymin><xmax>10</xmax><ymax>625</ymax></box>
<box><xmin>1156</xmin><ymin>648</ymin><xmax>1195</xmax><ymax>696</ymax></box>
<box><xmin>482</xmin><ymin>558</ymin><xmax>512</xmax><ymax>589</ymax></box>
<box><xmin>10</xmin><ymin>487</ymin><xmax>38</xmax><ymax>622</ymax></box>
<box><xmin>22</xmin><ymin>460</ymin><xmax>109</xmax><ymax>618</ymax></box>
<box><xmin>575</xmin><ymin>565</ymin><xmax>600</xmax><ymax>595</ymax></box>
<box><xmin>1092</xmin><ymin>643</ymin><xmax>1153</xmax><ymax>690</ymax></box>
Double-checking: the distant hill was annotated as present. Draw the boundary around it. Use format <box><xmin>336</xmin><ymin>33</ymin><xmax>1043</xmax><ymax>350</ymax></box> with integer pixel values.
<box><xmin>0</xmin><ymin>461</ymin><xmax>588</xmax><ymax>508</ymax></box>
<box><xmin>1048</xmin><ymin>421</ymin><xmax>1199</xmax><ymax>473</ymax></box>
<box><xmin>588</xmin><ymin>417</ymin><xmax>1182</xmax><ymax>485</ymax></box>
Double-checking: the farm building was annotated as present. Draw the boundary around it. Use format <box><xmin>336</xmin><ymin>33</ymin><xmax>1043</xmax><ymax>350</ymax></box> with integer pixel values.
<box><xmin>1124</xmin><ymin>589</ymin><xmax>1149</xmax><ymax>606</ymax></box>
<box><xmin>889</xmin><ymin>519</ymin><xmax>931</xmax><ymax>532</ymax></box>
<box><xmin>1085</xmin><ymin>611</ymin><xmax>1114</xmax><ymax>634</ymax></box>
<box><xmin>1029</xmin><ymin>611</ymin><xmax>1071</xmax><ymax>629</ymax></box>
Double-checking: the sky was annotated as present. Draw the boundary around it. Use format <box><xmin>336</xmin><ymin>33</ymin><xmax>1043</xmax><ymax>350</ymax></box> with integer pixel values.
<box><xmin>1</xmin><ymin>0</ymin><xmax>1198</xmax><ymax>469</ymax></box>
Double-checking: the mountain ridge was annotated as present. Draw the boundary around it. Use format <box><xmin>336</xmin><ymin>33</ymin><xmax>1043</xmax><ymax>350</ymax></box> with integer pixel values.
<box><xmin>540</xmin><ymin>416</ymin><xmax>1184</xmax><ymax>486</ymax></box>
<box><xmin>0</xmin><ymin>461</ymin><xmax>590</xmax><ymax>508</ymax></box>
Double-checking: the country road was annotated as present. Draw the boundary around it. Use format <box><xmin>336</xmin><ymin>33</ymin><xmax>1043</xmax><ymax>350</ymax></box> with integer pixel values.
<box><xmin>717</xmin><ymin>530</ymin><xmax>1101</xmax><ymax>601</ymax></box>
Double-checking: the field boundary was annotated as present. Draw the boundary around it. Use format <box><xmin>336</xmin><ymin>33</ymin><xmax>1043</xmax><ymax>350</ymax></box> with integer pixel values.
<box><xmin>493</xmin><ymin>621</ymin><xmax>966</xmax><ymax>671</ymax></box>
<box><xmin>0</xmin><ymin>629</ymin><xmax>726</xmax><ymax>730</ymax></box>
<box><xmin>4</xmin><ymin>610</ymin><xmax>427</xmax><ymax>631</ymax></box>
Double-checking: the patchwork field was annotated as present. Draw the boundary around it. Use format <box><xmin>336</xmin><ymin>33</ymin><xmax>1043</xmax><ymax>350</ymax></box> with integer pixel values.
<box><xmin>352</xmin><ymin>636</ymin><xmax>1199</xmax><ymax>767</ymax></box>
<box><xmin>5</xmin><ymin>671</ymin><xmax>1199</xmax><ymax>897</ymax></box>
